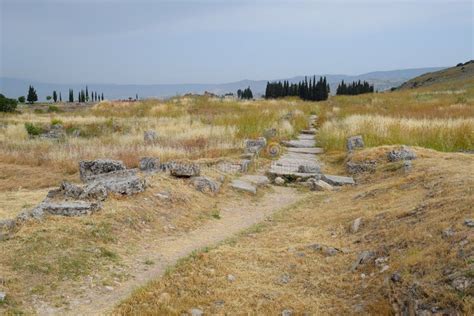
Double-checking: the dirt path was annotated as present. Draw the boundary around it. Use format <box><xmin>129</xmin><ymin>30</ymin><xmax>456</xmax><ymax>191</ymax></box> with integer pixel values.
<box><xmin>41</xmin><ymin>186</ymin><xmax>306</xmax><ymax>315</ymax></box>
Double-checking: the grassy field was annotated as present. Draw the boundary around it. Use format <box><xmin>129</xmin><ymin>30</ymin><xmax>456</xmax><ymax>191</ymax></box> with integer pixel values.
<box><xmin>0</xmin><ymin>78</ymin><xmax>473</xmax><ymax>314</ymax></box>
<box><xmin>116</xmin><ymin>147</ymin><xmax>474</xmax><ymax>315</ymax></box>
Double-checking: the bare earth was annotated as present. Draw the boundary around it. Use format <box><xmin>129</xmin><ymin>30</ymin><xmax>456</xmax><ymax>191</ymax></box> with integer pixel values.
<box><xmin>36</xmin><ymin>185</ymin><xmax>307</xmax><ymax>315</ymax></box>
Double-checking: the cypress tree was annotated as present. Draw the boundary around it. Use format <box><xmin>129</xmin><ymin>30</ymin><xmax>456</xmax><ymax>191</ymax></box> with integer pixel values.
<box><xmin>52</xmin><ymin>91</ymin><xmax>57</xmax><ymax>102</ymax></box>
<box><xmin>26</xmin><ymin>85</ymin><xmax>38</xmax><ymax>104</ymax></box>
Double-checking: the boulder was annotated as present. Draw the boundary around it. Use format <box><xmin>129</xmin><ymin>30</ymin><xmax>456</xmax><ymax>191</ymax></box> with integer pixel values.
<box><xmin>274</xmin><ymin>177</ymin><xmax>285</xmax><ymax>185</ymax></box>
<box><xmin>169</xmin><ymin>162</ymin><xmax>200</xmax><ymax>178</ymax></box>
<box><xmin>464</xmin><ymin>219</ymin><xmax>474</xmax><ymax>227</ymax></box>
<box><xmin>144</xmin><ymin>130</ymin><xmax>158</xmax><ymax>144</ymax></box>
<box><xmin>307</xmin><ymin>179</ymin><xmax>333</xmax><ymax>191</ymax></box>
<box><xmin>89</xmin><ymin>170</ymin><xmax>146</xmax><ymax>195</ymax></box>
<box><xmin>79</xmin><ymin>159</ymin><xmax>126</xmax><ymax>182</ymax></box>
<box><xmin>191</xmin><ymin>176</ymin><xmax>220</xmax><ymax>193</ymax></box>
<box><xmin>387</xmin><ymin>146</ymin><xmax>416</xmax><ymax>162</ymax></box>
<box><xmin>351</xmin><ymin>250</ymin><xmax>375</xmax><ymax>271</ymax></box>
<box><xmin>322</xmin><ymin>174</ymin><xmax>355</xmax><ymax>186</ymax></box>
<box><xmin>230</xmin><ymin>179</ymin><xmax>257</xmax><ymax>194</ymax></box>
<box><xmin>346</xmin><ymin>135</ymin><xmax>364</xmax><ymax>152</ymax></box>
<box><xmin>139</xmin><ymin>157</ymin><xmax>160</xmax><ymax>171</ymax></box>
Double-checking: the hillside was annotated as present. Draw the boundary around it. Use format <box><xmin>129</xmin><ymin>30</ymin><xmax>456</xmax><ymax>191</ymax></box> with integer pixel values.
<box><xmin>0</xmin><ymin>67</ymin><xmax>444</xmax><ymax>101</ymax></box>
<box><xmin>398</xmin><ymin>60</ymin><xmax>474</xmax><ymax>90</ymax></box>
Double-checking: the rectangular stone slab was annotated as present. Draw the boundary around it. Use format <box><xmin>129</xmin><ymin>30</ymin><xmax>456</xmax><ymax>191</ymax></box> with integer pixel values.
<box><xmin>230</xmin><ymin>179</ymin><xmax>257</xmax><ymax>194</ymax></box>
<box><xmin>267</xmin><ymin>169</ymin><xmax>320</xmax><ymax>179</ymax></box>
<box><xmin>239</xmin><ymin>175</ymin><xmax>270</xmax><ymax>187</ymax></box>
<box><xmin>287</xmin><ymin>147</ymin><xmax>324</xmax><ymax>154</ymax></box>
<box><xmin>297</xmin><ymin>134</ymin><xmax>315</xmax><ymax>141</ymax></box>
<box><xmin>281</xmin><ymin>140</ymin><xmax>315</xmax><ymax>148</ymax></box>
<box><xmin>322</xmin><ymin>174</ymin><xmax>355</xmax><ymax>186</ymax></box>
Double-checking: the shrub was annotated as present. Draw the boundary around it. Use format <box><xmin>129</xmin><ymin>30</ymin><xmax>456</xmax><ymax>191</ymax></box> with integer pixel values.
<box><xmin>18</xmin><ymin>96</ymin><xmax>25</xmax><ymax>103</ymax></box>
<box><xmin>24</xmin><ymin>122</ymin><xmax>44</xmax><ymax>136</ymax></box>
<box><xmin>51</xmin><ymin>118</ymin><xmax>63</xmax><ymax>126</ymax></box>
<box><xmin>48</xmin><ymin>105</ymin><xmax>61</xmax><ymax>113</ymax></box>
<box><xmin>0</xmin><ymin>93</ymin><xmax>18</xmax><ymax>112</ymax></box>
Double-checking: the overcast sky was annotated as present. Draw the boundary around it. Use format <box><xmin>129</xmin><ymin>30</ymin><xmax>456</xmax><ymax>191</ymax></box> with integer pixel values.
<box><xmin>0</xmin><ymin>0</ymin><xmax>472</xmax><ymax>84</ymax></box>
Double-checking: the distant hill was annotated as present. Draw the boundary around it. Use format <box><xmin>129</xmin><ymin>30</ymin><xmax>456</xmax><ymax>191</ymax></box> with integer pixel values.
<box><xmin>0</xmin><ymin>67</ymin><xmax>445</xmax><ymax>101</ymax></box>
<box><xmin>397</xmin><ymin>60</ymin><xmax>474</xmax><ymax>90</ymax></box>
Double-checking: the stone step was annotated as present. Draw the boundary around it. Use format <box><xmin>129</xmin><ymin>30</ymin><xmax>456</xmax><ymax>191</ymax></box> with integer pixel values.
<box><xmin>230</xmin><ymin>179</ymin><xmax>257</xmax><ymax>194</ymax></box>
<box><xmin>287</xmin><ymin>147</ymin><xmax>324</xmax><ymax>154</ymax></box>
<box><xmin>321</xmin><ymin>174</ymin><xmax>355</xmax><ymax>186</ymax></box>
<box><xmin>297</xmin><ymin>134</ymin><xmax>315</xmax><ymax>141</ymax></box>
<box><xmin>281</xmin><ymin>140</ymin><xmax>315</xmax><ymax>148</ymax></box>
<box><xmin>300</xmin><ymin>128</ymin><xmax>317</xmax><ymax>135</ymax></box>
<box><xmin>268</xmin><ymin>168</ymin><xmax>320</xmax><ymax>179</ymax></box>
<box><xmin>281</xmin><ymin>153</ymin><xmax>319</xmax><ymax>161</ymax></box>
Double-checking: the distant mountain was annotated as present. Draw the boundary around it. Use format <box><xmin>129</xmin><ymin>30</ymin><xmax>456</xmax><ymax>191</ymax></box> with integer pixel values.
<box><xmin>397</xmin><ymin>60</ymin><xmax>473</xmax><ymax>90</ymax></box>
<box><xmin>0</xmin><ymin>67</ymin><xmax>445</xmax><ymax>101</ymax></box>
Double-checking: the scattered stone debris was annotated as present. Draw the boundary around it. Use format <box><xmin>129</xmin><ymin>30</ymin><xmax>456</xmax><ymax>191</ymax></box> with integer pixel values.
<box><xmin>39</xmin><ymin>201</ymin><xmax>101</xmax><ymax>217</ymax></box>
<box><xmin>351</xmin><ymin>250</ymin><xmax>375</xmax><ymax>271</ymax></box>
<box><xmin>79</xmin><ymin>159</ymin><xmax>126</xmax><ymax>182</ymax></box>
<box><xmin>346</xmin><ymin>135</ymin><xmax>364</xmax><ymax>152</ymax></box>
<box><xmin>346</xmin><ymin>161</ymin><xmax>377</xmax><ymax>174</ymax></box>
<box><xmin>139</xmin><ymin>157</ymin><xmax>160</xmax><ymax>171</ymax></box>
<box><xmin>350</xmin><ymin>217</ymin><xmax>363</xmax><ymax>233</ymax></box>
<box><xmin>451</xmin><ymin>276</ymin><xmax>471</xmax><ymax>292</ymax></box>
<box><xmin>230</xmin><ymin>179</ymin><xmax>257</xmax><ymax>194</ymax></box>
<box><xmin>143</xmin><ymin>130</ymin><xmax>158</xmax><ymax>144</ymax></box>
<box><xmin>307</xmin><ymin>178</ymin><xmax>333</xmax><ymax>191</ymax></box>
<box><xmin>40</xmin><ymin>124</ymin><xmax>66</xmax><ymax>140</ymax></box>
<box><xmin>191</xmin><ymin>176</ymin><xmax>220</xmax><ymax>193</ymax></box>
<box><xmin>307</xmin><ymin>243</ymin><xmax>341</xmax><ymax>256</ymax></box>
<box><xmin>387</xmin><ymin>146</ymin><xmax>417</xmax><ymax>162</ymax></box>
<box><xmin>244</xmin><ymin>137</ymin><xmax>267</xmax><ymax>154</ymax></box>
<box><xmin>322</xmin><ymin>174</ymin><xmax>355</xmax><ymax>186</ymax></box>
<box><xmin>442</xmin><ymin>227</ymin><xmax>455</xmax><ymax>238</ymax></box>
<box><xmin>464</xmin><ymin>218</ymin><xmax>474</xmax><ymax>227</ymax></box>
<box><xmin>391</xmin><ymin>272</ymin><xmax>402</xmax><ymax>283</ymax></box>
<box><xmin>169</xmin><ymin>162</ymin><xmax>200</xmax><ymax>178</ymax></box>
<box><xmin>274</xmin><ymin>177</ymin><xmax>285</xmax><ymax>185</ymax></box>
<box><xmin>189</xmin><ymin>308</ymin><xmax>204</xmax><ymax>316</ymax></box>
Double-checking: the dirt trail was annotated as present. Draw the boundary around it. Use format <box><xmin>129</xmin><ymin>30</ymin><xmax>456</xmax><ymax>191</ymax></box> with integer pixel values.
<box><xmin>42</xmin><ymin>186</ymin><xmax>306</xmax><ymax>316</ymax></box>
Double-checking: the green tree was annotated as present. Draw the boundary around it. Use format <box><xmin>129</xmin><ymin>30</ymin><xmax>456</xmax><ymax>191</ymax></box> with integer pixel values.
<box><xmin>46</xmin><ymin>96</ymin><xmax>52</xmax><ymax>102</ymax></box>
<box><xmin>85</xmin><ymin>86</ymin><xmax>89</xmax><ymax>102</ymax></box>
<box><xmin>69</xmin><ymin>89</ymin><xmax>74</xmax><ymax>102</ymax></box>
<box><xmin>18</xmin><ymin>96</ymin><xmax>26</xmax><ymax>103</ymax></box>
<box><xmin>26</xmin><ymin>85</ymin><xmax>38</xmax><ymax>104</ymax></box>
<box><xmin>53</xmin><ymin>91</ymin><xmax>58</xmax><ymax>102</ymax></box>
<box><xmin>59</xmin><ymin>92</ymin><xmax>62</xmax><ymax>102</ymax></box>
<box><xmin>0</xmin><ymin>94</ymin><xmax>18</xmax><ymax>112</ymax></box>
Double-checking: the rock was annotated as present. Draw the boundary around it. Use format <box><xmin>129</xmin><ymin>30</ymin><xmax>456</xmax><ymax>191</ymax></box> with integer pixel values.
<box><xmin>307</xmin><ymin>179</ymin><xmax>333</xmax><ymax>191</ymax></box>
<box><xmin>41</xmin><ymin>201</ymin><xmax>101</xmax><ymax>216</ymax></box>
<box><xmin>464</xmin><ymin>219</ymin><xmax>474</xmax><ymax>227</ymax></box>
<box><xmin>375</xmin><ymin>257</ymin><xmax>388</xmax><ymax>267</ymax></box>
<box><xmin>16</xmin><ymin>206</ymin><xmax>44</xmax><ymax>222</ymax></box>
<box><xmin>89</xmin><ymin>170</ymin><xmax>146</xmax><ymax>195</ymax></box>
<box><xmin>324</xmin><ymin>247</ymin><xmax>340</xmax><ymax>256</ymax></box>
<box><xmin>240</xmin><ymin>159</ymin><xmax>251</xmax><ymax>172</ymax></box>
<box><xmin>169</xmin><ymin>162</ymin><xmax>200</xmax><ymax>178</ymax></box>
<box><xmin>227</xmin><ymin>274</ymin><xmax>236</xmax><ymax>282</ymax></box>
<box><xmin>347</xmin><ymin>161</ymin><xmax>376</xmax><ymax>174</ymax></box>
<box><xmin>451</xmin><ymin>276</ymin><xmax>471</xmax><ymax>292</ymax></box>
<box><xmin>322</xmin><ymin>174</ymin><xmax>355</xmax><ymax>186</ymax></box>
<box><xmin>403</xmin><ymin>160</ymin><xmax>412</xmax><ymax>172</ymax></box>
<box><xmin>380</xmin><ymin>265</ymin><xmax>390</xmax><ymax>273</ymax></box>
<box><xmin>79</xmin><ymin>159</ymin><xmax>126</xmax><ymax>182</ymax></box>
<box><xmin>240</xmin><ymin>175</ymin><xmax>270</xmax><ymax>187</ymax></box>
<box><xmin>298</xmin><ymin>163</ymin><xmax>321</xmax><ymax>174</ymax></box>
<box><xmin>59</xmin><ymin>181</ymin><xmax>84</xmax><ymax>199</ymax></box>
<box><xmin>244</xmin><ymin>137</ymin><xmax>267</xmax><ymax>154</ymax></box>
<box><xmin>391</xmin><ymin>272</ymin><xmax>402</xmax><ymax>283</ymax></box>
<box><xmin>40</xmin><ymin>124</ymin><xmax>66</xmax><ymax>140</ymax></box>
<box><xmin>230</xmin><ymin>180</ymin><xmax>257</xmax><ymax>194</ymax></box>
<box><xmin>274</xmin><ymin>177</ymin><xmax>285</xmax><ymax>185</ymax></box>
<box><xmin>346</xmin><ymin>135</ymin><xmax>364</xmax><ymax>152</ymax></box>
<box><xmin>442</xmin><ymin>227</ymin><xmax>455</xmax><ymax>238</ymax></box>
<box><xmin>0</xmin><ymin>219</ymin><xmax>16</xmax><ymax>231</ymax></box>
<box><xmin>263</xmin><ymin>128</ymin><xmax>277</xmax><ymax>139</ymax></box>
<box><xmin>154</xmin><ymin>192</ymin><xmax>170</xmax><ymax>200</ymax></box>
<box><xmin>351</xmin><ymin>250</ymin><xmax>375</xmax><ymax>271</ymax></box>
<box><xmin>281</xmin><ymin>309</ymin><xmax>293</xmax><ymax>316</ymax></box>
<box><xmin>387</xmin><ymin>146</ymin><xmax>417</xmax><ymax>162</ymax></box>
<box><xmin>0</xmin><ymin>291</ymin><xmax>5</xmax><ymax>302</ymax></box>
<box><xmin>190</xmin><ymin>308</ymin><xmax>204</xmax><ymax>316</ymax></box>
<box><xmin>351</xmin><ymin>217</ymin><xmax>363</xmax><ymax>233</ymax></box>
<box><xmin>191</xmin><ymin>176</ymin><xmax>220</xmax><ymax>193</ymax></box>
<box><xmin>139</xmin><ymin>157</ymin><xmax>160</xmax><ymax>171</ymax></box>
<box><xmin>143</xmin><ymin>130</ymin><xmax>158</xmax><ymax>144</ymax></box>
<box><xmin>277</xmin><ymin>274</ymin><xmax>291</xmax><ymax>284</ymax></box>
<box><xmin>81</xmin><ymin>182</ymin><xmax>108</xmax><ymax>201</ymax></box>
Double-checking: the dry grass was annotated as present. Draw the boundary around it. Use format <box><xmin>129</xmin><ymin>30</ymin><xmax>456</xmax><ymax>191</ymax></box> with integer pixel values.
<box><xmin>115</xmin><ymin>147</ymin><xmax>474</xmax><ymax>315</ymax></box>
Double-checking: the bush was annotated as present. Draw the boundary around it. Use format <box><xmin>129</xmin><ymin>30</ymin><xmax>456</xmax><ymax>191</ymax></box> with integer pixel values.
<box><xmin>18</xmin><ymin>96</ymin><xmax>26</xmax><ymax>103</ymax></box>
<box><xmin>51</xmin><ymin>118</ymin><xmax>63</xmax><ymax>126</ymax></box>
<box><xmin>24</xmin><ymin>122</ymin><xmax>44</xmax><ymax>136</ymax></box>
<box><xmin>48</xmin><ymin>105</ymin><xmax>61</xmax><ymax>113</ymax></box>
<box><xmin>0</xmin><ymin>94</ymin><xmax>18</xmax><ymax>112</ymax></box>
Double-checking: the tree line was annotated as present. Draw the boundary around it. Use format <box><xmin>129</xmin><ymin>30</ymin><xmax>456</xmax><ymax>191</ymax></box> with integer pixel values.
<box><xmin>21</xmin><ymin>85</ymin><xmax>105</xmax><ymax>104</ymax></box>
<box><xmin>336</xmin><ymin>80</ymin><xmax>374</xmax><ymax>95</ymax></box>
<box><xmin>264</xmin><ymin>76</ymin><xmax>330</xmax><ymax>101</ymax></box>
<box><xmin>237</xmin><ymin>87</ymin><xmax>253</xmax><ymax>99</ymax></box>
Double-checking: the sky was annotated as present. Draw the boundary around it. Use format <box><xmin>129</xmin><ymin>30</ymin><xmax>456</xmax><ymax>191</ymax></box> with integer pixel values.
<box><xmin>0</xmin><ymin>0</ymin><xmax>472</xmax><ymax>84</ymax></box>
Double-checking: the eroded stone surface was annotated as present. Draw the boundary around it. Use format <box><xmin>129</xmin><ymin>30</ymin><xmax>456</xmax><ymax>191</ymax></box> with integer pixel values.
<box><xmin>191</xmin><ymin>176</ymin><xmax>220</xmax><ymax>193</ymax></box>
<box><xmin>322</xmin><ymin>174</ymin><xmax>355</xmax><ymax>186</ymax></box>
<box><xmin>139</xmin><ymin>157</ymin><xmax>160</xmax><ymax>171</ymax></box>
<box><xmin>240</xmin><ymin>175</ymin><xmax>270</xmax><ymax>187</ymax></box>
<box><xmin>387</xmin><ymin>146</ymin><xmax>417</xmax><ymax>162</ymax></box>
<box><xmin>230</xmin><ymin>179</ymin><xmax>257</xmax><ymax>194</ymax></box>
<box><xmin>79</xmin><ymin>159</ymin><xmax>126</xmax><ymax>182</ymax></box>
<box><xmin>347</xmin><ymin>135</ymin><xmax>364</xmax><ymax>152</ymax></box>
<box><xmin>169</xmin><ymin>162</ymin><xmax>200</xmax><ymax>178</ymax></box>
